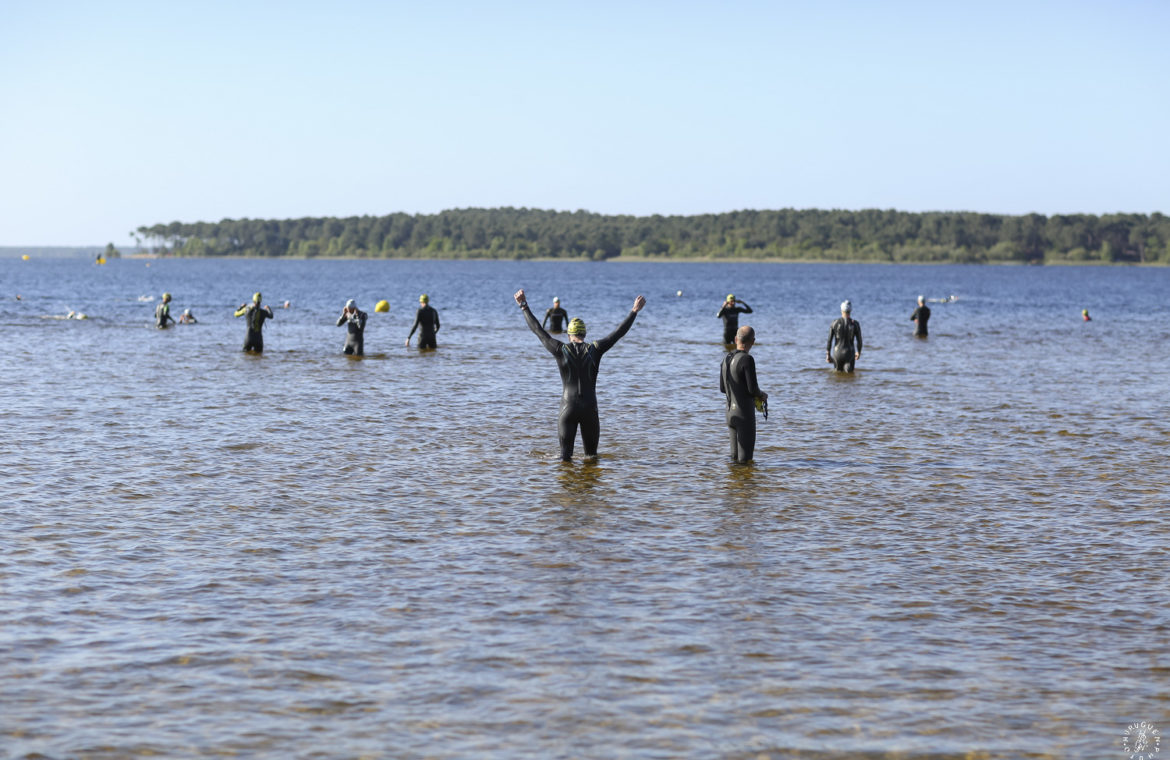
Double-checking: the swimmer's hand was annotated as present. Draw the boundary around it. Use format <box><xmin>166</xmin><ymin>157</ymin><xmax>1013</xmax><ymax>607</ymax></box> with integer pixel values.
<box><xmin>855</xmin><ymin>352</ymin><xmax>861</xmax><ymax>360</ymax></box>
<box><xmin>404</xmin><ymin>338</ymin><xmax>410</xmax><ymax>347</ymax></box>
<box><xmin>632</xmin><ymin>295</ymin><xmax>646</xmax><ymax>312</ymax></box>
<box><xmin>514</xmin><ymin>289</ymin><xmax>527</xmax><ymax>307</ymax></box>
<box><xmin>826</xmin><ymin>353</ymin><xmax>832</xmax><ymax>364</ymax></box>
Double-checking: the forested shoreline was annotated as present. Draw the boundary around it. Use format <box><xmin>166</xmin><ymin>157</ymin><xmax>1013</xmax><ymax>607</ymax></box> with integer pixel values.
<box><xmin>137</xmin><ymin>208</ymin><xmax>1170</xmax><ymax>264</ymax></box>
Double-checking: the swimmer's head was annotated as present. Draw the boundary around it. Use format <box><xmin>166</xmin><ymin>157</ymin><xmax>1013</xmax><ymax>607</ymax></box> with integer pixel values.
<box><xmin>162</xmin><ymin>292</ymin><xmax>171</xmax><ymax>302</ymax></box>
<box><xmin>726</xmin><ymin>294</ymin><xmax>735</xmax><ymax>302</ymax></box>
<box><xmin>567</xmin><ymin>318</ymin><xmax>587</xmax><ymax>336</ymax></box>
<box><xmin>1082</xmin><ymin>309</ymin><xmax>1089</xmax><ymax>315</ymax></box>
<box><xmin>183</xmin><ymin>309</ymin><xmax>191</xmax><ymax>316</ymax></box>
<box><xmin>917</xmin><ymin>295</ymin><xmax>924</xmax><ymax>305</ymax></box>
<box><xmin>253</xmin><ymin>292</ymin><xmax>262</xmax><ymax>304</ymax></box>
<box><xmin>346</xmin><ymin>299</ymin><xmax>356</xmax><ymax>309</ymax></box>
<box><xmin>735</xmin><ymin>325</ymin><xmax>755</xmax><ymax>346</ymax></box>
<box><xmin>553</xmin><ymin>297</ymin><xmax>560</xmax><ymax>304</ymax></box>
<box><xmin>841</xmin><ymin>300</ymin><xmax>852</xmax><ymax>314</ymax></box>
<box><xmin>419</xmin><ymin>294</ymin><xmax>429</xmax><ymax>304</ymax></box>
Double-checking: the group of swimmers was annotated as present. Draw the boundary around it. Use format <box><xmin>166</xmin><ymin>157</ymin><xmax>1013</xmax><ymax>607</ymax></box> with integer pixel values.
<box><xmin>153</xmin><ymin>291</ymin><xmax>441</xmax><ymax>355</ymax></box>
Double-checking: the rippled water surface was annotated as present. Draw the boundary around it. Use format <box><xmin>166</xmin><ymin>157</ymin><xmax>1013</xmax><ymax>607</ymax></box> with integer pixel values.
<box><xmin>2</xmin><ymin>258</ymin><xmax>1168</xmax><ymax>759</ymax></box>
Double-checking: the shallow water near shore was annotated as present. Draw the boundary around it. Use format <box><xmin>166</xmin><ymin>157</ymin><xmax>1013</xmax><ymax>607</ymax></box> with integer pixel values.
<box><xmin>1</xmin><ymin>258</ymin><xmax>1167</xmax><ymax>759</ymax></box>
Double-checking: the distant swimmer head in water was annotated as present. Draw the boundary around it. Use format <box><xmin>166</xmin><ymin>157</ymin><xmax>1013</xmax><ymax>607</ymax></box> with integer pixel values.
<box><xmin>1082</xmin><ymin>308</ymin><xmax>1091</xmax><ymax>321</ymax></box>
<box><xmin>567</xmin><ymin>317</ymin><xmax>587</xmax><ymax>340</ymax></box>
<box><xmin>253</xmin><ymin>292</ymin><xmax>262</xmax><ymax>304</ymax></box>
<box><xmin>841</xmin><ymin>300</ymin><xmax>852</xmax><ymax>314</ymax></box>
<box><xmin>419</xmin><ymin>294</ymin><xmax>429</xmax><ymax>304</ymax></box>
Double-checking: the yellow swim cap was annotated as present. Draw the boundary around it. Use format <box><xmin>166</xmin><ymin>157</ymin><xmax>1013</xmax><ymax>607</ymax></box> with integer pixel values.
<box><xmin>253</xmin><ymin>292</ymin><xmax>262</xmax><ymax>303</ymax></box>
<box><xmin>419</xmin><ymin>294</ymin><xmax>429</xmax><ymax>303</ymax></box>
<box><xmin>567</xmin><ymin>318</ymin><xmax>586</xmax><ymax>335</ymax></box>
<box><xmin>727</xmin><ymin>294</ymin><xmax>735</xmax><ymax>301</ymax></box>
<box><xmin>162</xmin><ymin>292</ymin><xmax>171</xmax><ymax>301</ymax></box>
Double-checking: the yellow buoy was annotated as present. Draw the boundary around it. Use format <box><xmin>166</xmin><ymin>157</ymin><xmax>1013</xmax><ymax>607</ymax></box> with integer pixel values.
<box><xmin>374</xmin><ymin>300</ymin><xmax>390</xmax><ymax>312</ymax></box>
<box><xmin>21</xmin><ymin>254</ymin><xmax>30</xmax><ymax>260</ymax></box>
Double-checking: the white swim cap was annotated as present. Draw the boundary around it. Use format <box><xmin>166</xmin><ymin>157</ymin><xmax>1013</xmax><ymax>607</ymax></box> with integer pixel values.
<box><xmin>841</xmin><ymin>300</ymin><xmax>852</xmax><ymax>313</ymax></box>
<box><xmin>346</xmin><ymin>299</ymin><xmax>356</xmax><ymax>309</ymax></box>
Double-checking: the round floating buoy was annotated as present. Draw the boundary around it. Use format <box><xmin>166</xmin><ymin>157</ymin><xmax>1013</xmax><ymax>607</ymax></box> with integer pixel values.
<box><xmin>21</xmin><ymin>254</ymin><xmax>30</xmax><ymax>261</ymax></box>
<box><xmin>374</xmin><ymin>300</ymin><xmax>390</xmax><ymax>312</ymax></box>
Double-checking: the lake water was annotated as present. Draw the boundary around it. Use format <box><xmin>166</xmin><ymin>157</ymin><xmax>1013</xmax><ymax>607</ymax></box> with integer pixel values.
<box><xmin>2</xmin><ymin>258</ymin><xmax>1167</xmax><ymax>759</ymax></box>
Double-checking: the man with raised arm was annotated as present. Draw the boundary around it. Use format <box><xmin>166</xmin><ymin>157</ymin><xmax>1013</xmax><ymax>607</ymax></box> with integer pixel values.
<box><xmin>515</xmin><ymin>289</ymin><xmax>646</xmax><ymax>462</ymax></box>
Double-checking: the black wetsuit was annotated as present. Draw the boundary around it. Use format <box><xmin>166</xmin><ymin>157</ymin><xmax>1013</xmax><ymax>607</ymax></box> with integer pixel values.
<box><xmin>337</xmin><ymin>309</ymin><xmax>368</xmax><ymax>355</ymax></box>
<box><xmin>826</xmin><ymin>317</ymin><xmax>862</xmax><ymax>372</ymax></box>
<box><xmin>522</xmin><ymin>303</ymin><xmax>638</xmax><ymax>461</ymax></box>
<box><xmin>911</xmin><ymin>304</ymin><xmax>931</xmax><ymax>337</ymax></box>
<box><xmin>543</xmin><ymin>306</ymin><xmax>569</xmax><ymax>332</ymax></box>
<box><xmin>155</xmin><ymin>302</ymin><xmax>175</xmax><ymax>329</ymax></box>
<box><xmin>236</xmin><ymin>303</ymin><xmax>273</xmax><ymax>352</ymax></box>
<box><xmin>717</xmin><ymin>302</ymin><xmax>752</xmax><ymax>344</ymax></box>
<box><xmin>720</xmin><ymin>349</ymin><xmax>765</xmax><ymax>463</ymax></box>
<box><xmin>408</xmin><ymin>305</ymin><xmax>440</xmax><ymax>348</ymax></box>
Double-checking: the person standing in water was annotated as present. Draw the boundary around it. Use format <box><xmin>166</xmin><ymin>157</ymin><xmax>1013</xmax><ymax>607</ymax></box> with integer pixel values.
<box><xmin>716</xmin><ymin>294</ymin><xmax>753</xmax><ymax>345</ymax></box>
<box><xmin>234</xmin><ymin>292</ymin><xmax>274</xmax><ymax>353</ymax></box>
<box><xmin>337</xmin><ymin>299</ymin><xmax>368</xmax><ymax>355</ymax></box>
<box><xmin>515</xmin><ymin>288</ymin><xmax>646</xmax><ymax>462</ymax></box>
<box><xmin>155</xmin><ymin>292</ymin><xmax>176</xmax><ymax>329</ymax></box>
<box><xmin>179</xmin><ymin>308</ymin><xmax>197</xmax><ymax>324</ymax></box>
<box><xmin>910</xmin><ymin>295</ymin><xmax>931</xmax><ymax>337</ymax></box>
<box><xmin>826</xmin><ymin>300</ymin><xmax>862</xmax><ymax>372</ymax></box>
<box><xmin>405</xmin><ymin>294</ymin><xmax>440</xmax><ymax>348</ymax></box>
<box><xmin>721</xmin><ymin>325</ymin><xmax>768</xmax><ymax>463</ymax></box>
<box><xmin>542</xmin><ymin>297</ymin><xmax>569</xmax><ymax>333</ymax></box>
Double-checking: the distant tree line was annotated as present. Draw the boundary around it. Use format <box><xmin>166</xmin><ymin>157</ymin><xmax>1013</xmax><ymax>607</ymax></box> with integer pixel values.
<box><xmin>137</xmin><ymin>208</ymin><xmax>1170</xmax><ymax>264</ymax></box>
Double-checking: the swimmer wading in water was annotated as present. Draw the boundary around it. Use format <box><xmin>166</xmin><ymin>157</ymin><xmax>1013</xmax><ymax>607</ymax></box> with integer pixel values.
<box><xmin>515</xmin><ymin>288</ymin><xmax>646</xmax><ymax>461</ymax></box>
<box><xmin>234</xmin><ymin>292</ymin><xmax>274</xmax><ymax>352</ymax></box>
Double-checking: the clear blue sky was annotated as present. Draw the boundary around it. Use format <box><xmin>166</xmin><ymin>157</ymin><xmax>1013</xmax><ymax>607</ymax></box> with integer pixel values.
<box><xmin>2</xmin><ymin>0</ymin><xmax>1167</xmax><ymax>245</ymax></box>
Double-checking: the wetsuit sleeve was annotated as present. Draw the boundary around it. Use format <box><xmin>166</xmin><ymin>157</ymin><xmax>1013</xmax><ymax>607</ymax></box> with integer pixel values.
<box><xmin>717</xmin><ymin>306</ymin><xmax>727</xmax><ymax>318</ymax></box>
<box><xmin>594</xmin><ymin>310</ymin><xmax>637</xmax><ymax>355</ymax></box>
<box><xmin>337</xmin><ymin>313</ymin><xmax>347</xmax><ymax>326</ymax></box>
<box><xmin>856</xmin><ymin>322</ymin><xmax>862</xmax><ymax>353</ymax></box>
<box><xmin>434</xmin><ymin>309</ymin><xmax>440</xmax><ymax>331</ymax></box>
<box><xmin>264</xmin><ymin>306</ymin><xmax>274</xmax><ymax>320</ymax></box>
<box><xmin>542</xmin><ymin>308</ymin><xmax>551</xmax><ymax>329</ymax></box>
<box><xmin>522</xmin><ymin>304</ymin><xmax>563</xmax><ymax>355</ymax></box>
<box><xmin>826</xmin><ymin>322</ymin><xmax>835</xmax><ymax>353</ymax></box>
<box><xmin>234</xmin><ymin>306</ymin><xmax>248</xmax><ymax>317</ymax></box>
<box><xmin>359</xmin><ymin>311</ymin><xmax>367</xmax><ymax>329</ymax></box>
<box><xmin>738</xmin><ymin>303</ymin><xmax>753</xmax><ymax>314</ymax></box>
<box><xmin>408</xmin><ymin>308</ymin><xmax>421</xmax><ymax>338</ymax></box>
<box><xmin>744</xmin><ymin>353</ymin><xmax>762</xmax><ymax>397</ymax></box>
<box><xmin>719</xmin><ymin>356</ymin><xmax>727</xmax><ymax>393</ymax></box>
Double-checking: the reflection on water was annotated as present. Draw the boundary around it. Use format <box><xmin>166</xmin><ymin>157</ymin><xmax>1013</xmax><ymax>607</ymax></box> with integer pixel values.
<box><xmin>1</xmin><ymin>258</ymin><xmax>1168</xmax><ymax>758</ymax></box>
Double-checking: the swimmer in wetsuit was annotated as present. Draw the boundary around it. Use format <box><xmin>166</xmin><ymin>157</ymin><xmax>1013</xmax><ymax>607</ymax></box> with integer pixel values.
<box><xmin>337</xmin><ymin>299</ymin><xmax>368</xmax><ymax>355</ymax></box>
<box><xmin>716</xmin><ymin>294</ymin><xmax>753</xmax><ymax>344</ymax></box>
<box><xmin>179</xmin><ymin>308</ymin><xmax>197</xmax><ymax>324</ymax></box>
<box><xmin>826</xmin><ymin>300</ymin><xmax>862</xmax><ymax>372</ymax></box>
<box><xmin>155</xmin><ymin>292</ymin><xmax>176</xmax><ymax>329</ymax></box>
<box><xmin>515</xmin><ymin>288</ymin><xmax>646</xmax><ymax>461</ymax></box>
<box><xmin>405</xmin><ymin>294</ymin><xmax>440</xmax><ymax>348</ymax></box>
<box><xmin>721</xmin><ymin>325</ymin><xmax>768</xmax><ymax>463</ymax></box>
<box><xmin>234</xmin><ymin>292</ymin><xmax>274</xmax><ymax>352</ymax></box>
<box><xmin>542</xmin><ymin>297</ymin><xmax>569</xmax><ymax>333</ymax></box>
<box><xmin>910</xmin><ymin>295</ymin><xmax>931</xmax><ymax>337</ymax></box>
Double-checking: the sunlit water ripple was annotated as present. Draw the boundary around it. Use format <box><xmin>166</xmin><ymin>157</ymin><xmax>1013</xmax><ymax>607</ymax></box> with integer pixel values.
<box><xmin>1</xmin><ymin>258</ymin><xmax>1167</xmax><ymax>759</ymax></box>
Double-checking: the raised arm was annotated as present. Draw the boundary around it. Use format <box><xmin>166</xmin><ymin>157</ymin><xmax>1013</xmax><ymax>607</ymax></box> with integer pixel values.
<box><xmin>515</xmin><ymin>289</ymin><xmax>562</xmax><ymax>355</ymax></box>
<box><xmin>337</xmin><ymin>312</ymin><xmax>347</xmax><ymax>327</ymax></box>
<box><xmin>594</xmin><ymin>295</ymin><xmax>646</xmax><ymax>355</ymax></box>
<box><xmin>234</xmin><ymin>304</ymin><xmax>248</xmax><ymax>318</ymax></box>
<box><xmin>738</xmin><ymin>302</ymin><xmax>753</xmax><ymax>314</ymax></box>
